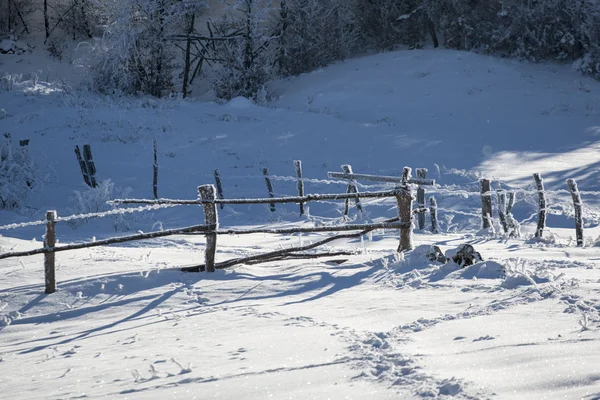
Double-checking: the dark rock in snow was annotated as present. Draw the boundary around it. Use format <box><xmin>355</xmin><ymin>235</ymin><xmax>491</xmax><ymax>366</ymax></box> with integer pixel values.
<box><xmin>451</xmin><ymin>244</ymin><xmax>483</xmax><ymax>267</ymax></box>
<box><xmin>425</xmin><ymin>245</ymin><xmax>448</xmax><ymax>264</ymax></box>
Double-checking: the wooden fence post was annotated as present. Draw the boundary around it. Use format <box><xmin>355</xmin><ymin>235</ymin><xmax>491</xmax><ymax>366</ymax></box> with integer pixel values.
<box><xmin>342</xmin><ymin>164</ymin><xmax>363</xmax><ymax>217</ymax></box>
<box><xmin>396</xmin><ymin>167</ymin><xmax>413</xmax><ymax>252</ymax></box>
<box><xmin>83</xmin><ymin>144</ymin><xmax>97</xmax><ymax>188</ymax></box>
<box><xmin>294</xmin><ymin>160</ymin><xmax>305</xmax><ymax>216</ymax></box>
<box><xmin>497</xmin><ymin>190</ymin><xmax>508</xmax><ymax>233</ymax></box>
<box><xmin>480</xmin><ymin>179</ymin><xmax>493</xmax><ymax>229</ymax></box>
<box><xmin>429</xmin><ymin>196</ymin><xmax>439</xmax><ymax>234</ymax></box>
<box><xmin>153</xmin><ymin>140</ymin><xmax>158</xmax><ymax>199</ymax></box>
<box><xmin>262</xmin><ymin>168</ymin><xmax>276</xmax><ymax>212</ymax></box>
<box><xmin>416</xmin><ymin>168</ymin><xmax>427</xmax><ymax>230</ymax></box>
<box><xmin>567</xmin><ymin>179</ymin><xmax>584</xmax><ymax>247</ymax></box>
<box><xmin>44</xmin><ymin>210</ymin><xmax>57</xmax><ymax>294</ymax></box>
<box><xmin>74</xmin><ymin>145</ymin><xmax>92</xmax><ymax>187</ymax></box>
<box><xmin>198</xmin><ymin>185</ymin><xmax>218</xmax><ymax>272</ymax></box>
<box><xmin>533</xmin><ymin>173</ymin><xmax>546</xmax><ymax>238</ymax></box>
<box><xmin>214</xmin><ymin>169</ymin><xmax>225</xmax><ymax>210</ymax></box>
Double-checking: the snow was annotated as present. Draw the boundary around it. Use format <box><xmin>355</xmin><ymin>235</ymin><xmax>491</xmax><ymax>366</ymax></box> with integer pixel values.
<box><xmin>2</xmin><ymin>47</ymin><xmax>600</xmax><ymax>398</ymax></box>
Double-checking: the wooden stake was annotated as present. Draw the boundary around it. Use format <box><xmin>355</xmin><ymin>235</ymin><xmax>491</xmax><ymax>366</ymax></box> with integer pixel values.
<box><xmin>198</xmin><ymin>185</ymin><xmax>218</xmax><ymax>272</ymax></box>
<box><xmin>567</xmin><ymin>179</ymin><xmax>584</xmax><ymax>247</ymax></box>
<box><xmin>480</xmin><ymin>179</ymin><xmax>493</xmax><ymax>229</ymax></box>
<box><xmin>397</xmin><ymin>167</ymin><xmax>413</xmax><ymax>252</ymax></box>
<box><xmin>153</xmin><ymin>140</ymin><xmax>158</xmax><ymax>199</ymax></box>
<box><xmin>416</xmin><ymin>168</ymin><xmax>427</xmax><ymax>230</ymax></box>
<box><xmin>429</xmin><ymin>196</ymin><xmax>439</xmax><ymax>234</ymax></box>
<box><xmin>44</xmin><ymin>210</ymin><xmax>57</xmax><ymax>294</ymax></box>
<box><xmin>74</xmin><ymin>145</ymin><xmax>92</xmax><ymax>187</ymax></box>
<box><xmin>497</xmin><ymin>190</ymin><xmax>508</xmax><ymax>233</ymax></box>
<box><xmin>83</xmin><ymin>144</ymin><xmax>98</xmax><ymax>188</ymax></box>
<box><xmin>294</xmin><ymin>160</ymin><xmax>305</xmax><ymax>216</ymax></box>
<box><xmin>262</xmin><ymin>168</ymin><xmax>276</xmax><ymax>212</ymax></box>
<box><xmin>533</xmin><ymin>173</ymin><xmax>546</xmax><ymax>238</ymax></box>
<box><xmin>214</xmin><ymin>169</ymin><xmax>225</xmax><ymax>210</ymax></box>
<box><xmin>342</xmin><ymin>164</ymin><xmax>363</xmax><ymax>217</ymax></box>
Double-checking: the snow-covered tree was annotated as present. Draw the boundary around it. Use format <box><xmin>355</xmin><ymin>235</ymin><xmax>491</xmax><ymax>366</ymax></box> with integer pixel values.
<box><xmin>277</xmin><ymin>0</ymin><xmax>358</xmax><ymax>76</ymax></box>
<box><xmin>210</xmin><ymin>0</ymin><xmax>278</xmax><ymax>100</ymax></box>
<box><xmin>0</xmin><ymin>135</ymin><xmax>40</xmax><ymax>211</ymax></box>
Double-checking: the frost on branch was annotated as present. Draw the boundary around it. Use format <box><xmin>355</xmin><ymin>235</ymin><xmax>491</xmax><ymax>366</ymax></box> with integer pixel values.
<box><xmin>0</xmin><ymin>134</ymin><xmax>40</xmax><ymax>211</ymax></box>
<box><xmin>68</xmin><ymin>179</ymin><xmax>137</xmax><ymax>231</ymax></box>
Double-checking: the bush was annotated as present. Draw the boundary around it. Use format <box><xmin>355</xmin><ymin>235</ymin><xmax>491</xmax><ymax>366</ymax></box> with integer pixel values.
<box><xmin>0</xmin><ymin>135</ymin><xmax>39</xmax><ymax>211</ymax></box>
<box><xmin>68</xmin><ymin>179</ymin><xmax>135</xmax><ymax>231</ymax></box>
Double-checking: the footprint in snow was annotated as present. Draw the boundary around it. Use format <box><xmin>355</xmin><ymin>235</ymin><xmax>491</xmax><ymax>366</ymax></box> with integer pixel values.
<box><xmin>473</xmin><ymin>335</ymin><xmax>495</xmax><ymax>342</ymax></box>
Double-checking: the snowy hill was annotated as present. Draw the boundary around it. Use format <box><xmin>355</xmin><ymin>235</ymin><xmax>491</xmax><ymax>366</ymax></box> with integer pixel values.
<box><xmin>1</xmin><ymin>48</ymin><xmax>600</xmax><ymax>399</ymax></box>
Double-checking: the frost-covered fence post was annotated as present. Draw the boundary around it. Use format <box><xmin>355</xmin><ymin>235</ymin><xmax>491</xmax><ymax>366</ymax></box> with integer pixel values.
<box><xmin>262</xmin><ymin>168</ymin><xmax>276</xmax><ymax>212</ymax></box>
<box><xmin>152</xmin><ymin>140</ymin><xmax>158</xmax><ymax>199</ymax></box>
<box><xmin>396</xmin><ymin>167</ymin><xmax>413</xmax><ymax>252</ymax></box>
<box><xmin>480</xmin><ymin>179</ymin><xmax>493</xmax><ymax>229</ymax></box>
<box><xmin>294</xmin><ymin>160</ymin><xmax>305</xmax><ymax>216</ymax></box>
<box><xmin>567</xmin><ymin>179</ymin><xmax>584</xmax><ymax>247</ymax></box>
<box><xmin>74</xmin><ymin>145</ymin><xmax>92</xmax><ymax>187</ymax></box>
<box><xmin>416</xmin><ymin>168</ymin><xmax>427</xmax><ymax>229</ymax></box>
<box><xmin>44</xmin><ymin>210</ymin><xmax>57</xmax><ymax>294</ymax></box>
<box><xmin>533</xmin><ymin>173</ymin><xmax>546</xmax><ymax>238</ymax></box>
<box><xmin>342</xmin><ymin>165</ymin><xmax>363</xmax><ymax>217</ymax></box>
<box><xmin>198</xmin><ymin>185</ymin><xmax>218</xmax><ymax>272</ymax></box>
<box><xmin>497</xmin><ymin>190</ymin><xmax>508</xmax><ymax>233</ymax></box>
<box><xmin>83</xmin><ymin>144</ymin><xmax>98</xmax><ymax>188</ymax></box>
<box><xmin>429</xmin><ymin>196</ymin><xmax>440</xmax><ymax>234</ymax></box>
<box><xmin>214</xmin><ymin>169</ymin><xmax>225</xmax><ymax>210</ymax></box>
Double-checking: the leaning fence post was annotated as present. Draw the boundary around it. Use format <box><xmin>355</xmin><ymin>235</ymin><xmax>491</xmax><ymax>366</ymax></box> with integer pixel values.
<box><xmin>83</xmin><ymin>144</ymin><xmax>97</xmax><ymax>188</ymax></box>
<box><xmin>74</xmin><ymin>145</ymin><xmax>92</xmax><ymax>187</ymax></box>
<box><xmin>152</xmin><ymin>139</ymin><xmax>158</xmax><ymax>199</ymax></box>
<box><xmin>214</xmin><ymin>169</ymin><xmax>225</xmax><ymax>210</ymax></box>
<box><xmin>44</xmin><ymin>210</ymin><xmax>57</xmax><ymax>294</ymax></box>
<box><xmin>429</xmin><ymin>196</ymin><xmax>439</xmax><ymax>234</ymax></box>
<box><xmin>480</xmin><ymin>179</ymin><xmax>493</xmax><ymax>229</ymax></box>
<box><xmin>198</xmin><ymin>185</ymin><xmax>218</xmax><ymax>272</ymax></box>
<box><xmin>262</xmin><ymin>168</ymin><xmax>276</xmax><ymax>212</ymax></box>
<box><xmin>497</xmin><ymin>190</ymin><xmax>508</xmax><ymax>234</ymax></box>
<box><xmin>342</xmin><ymin>164</ymin><xmax>363</xmax><ymax>217</ymax></box>
<box><xmin>294</xmin><ymin>160</ymin><xmax>305</xmax><ymax>216</ymax></box>
<box><xmin>567</xmin><ymin>179</ymin><xmax>584</xmax><ymax>247</ymax></box>
<box><xmin>533</xmin><ymin>173</ymin><xmax>546</xmax><ymax>238</ymax></box>
<box><xmin>396</xmin><ymin>167</ymin><xmax>413</xmax><ymax>252</ymax></box>
<box><xmin>416</xmin><ymin>168</ymin><xmax>427</xmax><ymax>230</ymax></box>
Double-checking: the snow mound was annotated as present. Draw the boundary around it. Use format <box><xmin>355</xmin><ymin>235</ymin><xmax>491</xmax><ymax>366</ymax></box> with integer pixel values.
<box><xmin>227</xmin><ymin>96</ymin><xmax>254</xmax><ymax>109</ymax></box>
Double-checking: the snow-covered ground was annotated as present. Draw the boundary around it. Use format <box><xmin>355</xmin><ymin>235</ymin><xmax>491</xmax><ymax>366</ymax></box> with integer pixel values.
<box><xmin>1</xmin><ymin>48</ymin><xmax>600</xmax><ymax>399</ymax></box>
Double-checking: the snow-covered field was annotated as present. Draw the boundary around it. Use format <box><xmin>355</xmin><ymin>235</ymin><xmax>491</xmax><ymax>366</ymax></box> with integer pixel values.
<box><xmin>1</xmin><ymin>48</ymin><xmax>600</xmax><ymax>399</ymax></box>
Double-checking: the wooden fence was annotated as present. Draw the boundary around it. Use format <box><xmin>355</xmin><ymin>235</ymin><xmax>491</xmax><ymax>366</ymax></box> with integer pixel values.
<box><xmin>0</xmin><ymin>160</ymin><xmax>591</xmax><ymax>295</ymax></box>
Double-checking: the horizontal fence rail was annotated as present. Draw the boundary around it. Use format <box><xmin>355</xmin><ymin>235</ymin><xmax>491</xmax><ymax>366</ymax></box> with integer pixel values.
<box><xmin>109</xmin><ymin>190</ymin><xmax>403</xmax><ymax>206</ymax></box>
<box><xmin>327</xmin><ymin>171</ymin><xmax>435</xmax><ymax>186</ymax></box>
<box><xmin>0</xmin><ymin>222</ymin><xmax>216</xmax><ymax>260</ymax></box>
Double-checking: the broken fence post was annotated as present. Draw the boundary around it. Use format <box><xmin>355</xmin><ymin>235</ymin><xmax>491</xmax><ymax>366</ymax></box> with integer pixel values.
<box><xmin>567</xmin><ymin>179</ymin><xmax>584</xmax><ymax>247</ymax></box>
<box><xmin>153</xmin><ymin>139</ymin><xmax>158</xmax><ymax>199</ymax></box>
<box><xmin>44</xmin><ymin>210</ymin><xmax>57</xmax><ymax>294</ymax></box>
<box><xmin>74</xmin><ymin>145</ymin><xmax>92</xmax><ymax>187</ymax></box>
<box><xmin>83</xmin><ymin>144</ymin><xmax>98</xmax><ymax>188</ymax></box>
<box><xmin>214</xmin><ymin>169</ymin><xmax>225</xmax><ymax>210</ymax></box>
<box><xmin>342</xmin><ymin>164</ymin><xmax>363</xmax><ymax>217</ymax></box>
<box><xmin>533</xmin><ymin>173</ymin><xmax>546</xmax><ymax>238</ymax></box>
<box><xmin>294</xmin><ymin>160</ymin><xmax>305</xmax><ymax>216</ymax></box>
<box><xmin>480</xmin><ymin>178</ymin><xmax>493</xmax><ymax>229</ymax></box>
<box><xmin>198</xmin><ymin>185</ymin><xmax>218</xmax><ymax>272</ymax></box>
<box><xmin>497</xmin><ymin>190</ymin><xmax>508</xmax><ymax>234</ymax></box>
<box><xmin>416</xmin><ymin>168</ymin><xmax>427</xmax><ymax>230</ymax></box>
<box><xmin>429</xmin><ymin>196</ymin><xmax>440</xmax><ymax>234</ymax></box>
<box><xmin>396</xmin><ymin>167</ymin><xmax>413</xmax><ymax>252</ymax></box>
<box><xmin>262</xmin><ymin>168</ymin><xmax>276</xmax><ymax>212</ymax></box>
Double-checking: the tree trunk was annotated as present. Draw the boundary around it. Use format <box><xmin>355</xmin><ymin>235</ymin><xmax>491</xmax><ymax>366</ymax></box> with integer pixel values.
<box><xmin>182</xmin><ymin>13</ymin><xmax>195</xmax><ymax>98</ymax></box>
<box><xmin>44</xmin><ymin>0</ymin><xmax>50</xmax><ymax>40</ymax></box>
